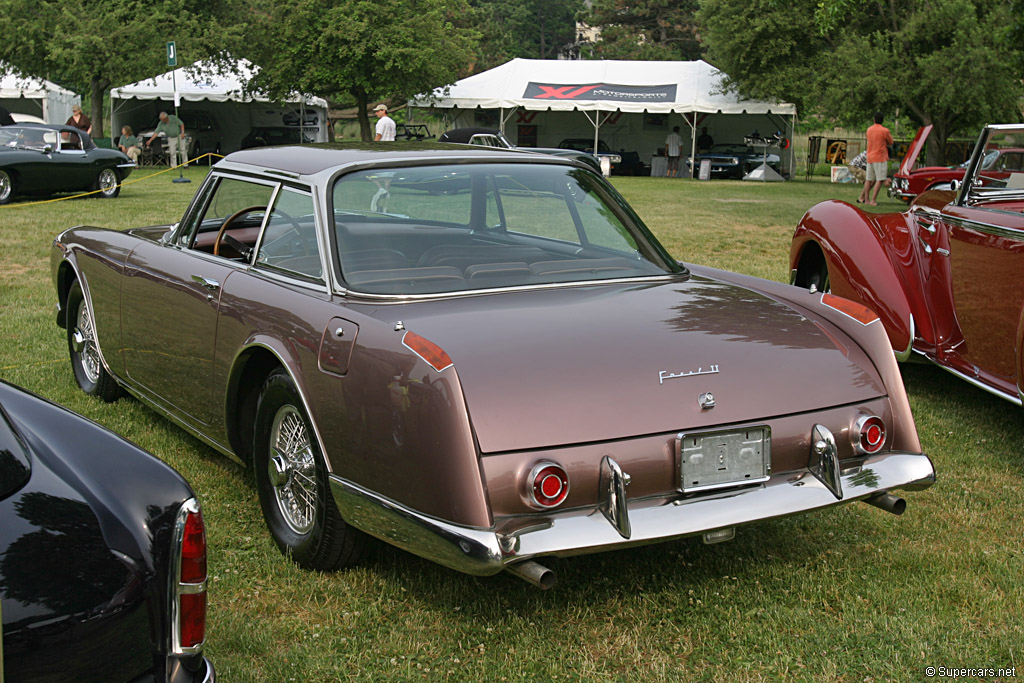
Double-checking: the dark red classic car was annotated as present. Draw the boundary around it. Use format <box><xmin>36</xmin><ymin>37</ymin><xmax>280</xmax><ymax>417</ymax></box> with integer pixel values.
<box><xmin>888</xmin><ymin>124</ymin><xmax>1024</xmax><ymax>202</ymax></box>
<box><xmin>52</xmin><ymin>143</ymin><xmax>933</xmax><ymax>588</ymax></box>
<box><xmin>792</xmin><ymin>123</ymin><xmax>1024</xmax><ymax>405</ymax></box>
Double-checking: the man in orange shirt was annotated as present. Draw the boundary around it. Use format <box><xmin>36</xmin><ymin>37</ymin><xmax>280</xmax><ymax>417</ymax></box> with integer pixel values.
<box><xmin>858</xmin><ymin>112</ymin><xmax>893</xmax><ymax>205</ymax></box>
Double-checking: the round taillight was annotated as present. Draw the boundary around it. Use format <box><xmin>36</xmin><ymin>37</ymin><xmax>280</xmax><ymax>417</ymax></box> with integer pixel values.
<box><xmin>854</xmin><ymin>415</ymin><xmax>886</xmax><ymax>454</ymax></box>
<box><xmin>527</xmin><ymin>462</ymin><xmax>569</xmax><ymax>509</ymax></box>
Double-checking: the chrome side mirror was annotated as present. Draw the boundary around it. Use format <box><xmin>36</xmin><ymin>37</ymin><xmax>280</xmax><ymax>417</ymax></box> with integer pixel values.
<box><xmin>43</xmin><ymin>144</ymin><xmax>53</xmax><ymax>154</ymax></box>
<box><xmin>948</xmin><ymin>179</ymin><xmax>959</xmax><ymax>193</ymax></box>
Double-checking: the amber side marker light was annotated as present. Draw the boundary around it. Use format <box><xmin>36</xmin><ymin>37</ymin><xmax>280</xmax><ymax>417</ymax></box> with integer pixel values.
<box><xmin>526</xmin><ymin>462</ymin><xmax>570</xmax><ymax>509</ymax></box>
<box><xmin>402</xmin><ymin>331</ymin><xmax>453</xmax><ymax>372</ymax></box>
<box><xmin>821</xmin><ymin>293</ymin><xmax>880</xmax><ymax>325</ymax></box>
<box><xmin>853</xmin><ymin>415</ymin><xmax>886</xmax><ymax>454</ymax></box>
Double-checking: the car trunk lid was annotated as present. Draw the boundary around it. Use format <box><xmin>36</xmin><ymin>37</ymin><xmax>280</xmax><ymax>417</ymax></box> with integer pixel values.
<box><xmin>388</xmin><ymin>277</ymin><xmax>885</xmax><ymax>453</ymax></box>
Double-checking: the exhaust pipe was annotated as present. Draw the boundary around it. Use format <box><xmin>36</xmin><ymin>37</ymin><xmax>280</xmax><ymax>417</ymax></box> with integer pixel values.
<box><xmin>863</xmin><ymin>492</ymin><xmax>906</xmax><ymax>515</ymax></box>
<box><xmin>505</xmin><ymin>560</ymin><xmax>556</xmax><ymax>590</ymax></box>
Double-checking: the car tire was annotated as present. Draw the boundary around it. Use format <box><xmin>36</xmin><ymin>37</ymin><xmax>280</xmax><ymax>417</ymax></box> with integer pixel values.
<box><xmin>95</xmin><ymin>168</ymin><xmax>120</xmax><ymax>199</ymax></box>
<box><xmin>0</xmin><ymin>169</ymin><xmax>14</xmax><ymax>204</ymax></box>
<box><xmin>254</xmin><ymin>369</ymin><xmax>368</xmax><ymax>571</ymax></box>
<box><xmin>67</xmin><ymin>281</ymin><xmax>122</xmax><ymax>401</ymax></box>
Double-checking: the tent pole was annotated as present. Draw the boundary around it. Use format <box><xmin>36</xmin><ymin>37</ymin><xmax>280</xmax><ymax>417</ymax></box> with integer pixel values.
<box><xmin>499</xmin><ymin>106</ymin><xmax>518</xmax><ymax>136</ymax></box>
<box><xmin>789</xmin><ymin>113</ymin><xmax>796</xmax><ymax>180</ymax></box>
<box><xmin>688</xmin><ymin>114</ymin><xmax>697</xmax><ymax>179</ymax></box>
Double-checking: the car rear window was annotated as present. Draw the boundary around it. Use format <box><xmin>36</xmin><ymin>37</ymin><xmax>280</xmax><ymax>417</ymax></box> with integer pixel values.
<box><xmin>331</xmin><ymin>163</ymin><xmax>678</xmax><ymax>295</ymax></box>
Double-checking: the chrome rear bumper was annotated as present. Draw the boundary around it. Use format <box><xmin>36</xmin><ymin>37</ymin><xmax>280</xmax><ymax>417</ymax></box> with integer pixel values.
<box><xmin>330</xmin><ymin>451</ymin><xmax>934</xmax><ymax>577</ymax></box>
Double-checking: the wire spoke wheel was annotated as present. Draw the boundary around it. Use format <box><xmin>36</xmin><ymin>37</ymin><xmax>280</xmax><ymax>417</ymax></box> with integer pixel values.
<box><xmin>73</xmin><ymin>299</ymin><xmax>101</xmax><ymax>384</ymax></box>
<box><xmin>268</xmin><ymin>405</ymin><xmax>317</xmax><ymax>535</ymax></box>
<box><xmin>0</xmin><ymin>170</ymin><xmax>11</xmax><ymax>203</ymax></box>
<box><xmin>98</xmin><ymin>168</ymin><xmax>119</xmax><ymax>198</ymax></box>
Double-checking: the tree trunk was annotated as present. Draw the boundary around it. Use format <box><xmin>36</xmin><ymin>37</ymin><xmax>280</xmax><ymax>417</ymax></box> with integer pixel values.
<box><xmin>89</xmin><ymin>77</ymin><xmax>109</xmax><ymax>139</ymax></box>
<box><xmin>355</xmin><ymin>88</ymin><xmax>372</xmax><ymax>142</ymax></box>
<box><xmin>927</xmin><ymin>119</ymin><xmax>949</xmax><ymax>168</ymax></box>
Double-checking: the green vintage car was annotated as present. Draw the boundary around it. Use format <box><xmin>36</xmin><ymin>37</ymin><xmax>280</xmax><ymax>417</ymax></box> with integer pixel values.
<box><xmin>0</xmin><ymin>123</ymin><xmax>134</xmax><ymax>204</ymax></box>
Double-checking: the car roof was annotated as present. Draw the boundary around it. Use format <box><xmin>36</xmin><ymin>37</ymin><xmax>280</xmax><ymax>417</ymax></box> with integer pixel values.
<box><xmin>219</xmin><ymin>142</ymin><xmax>573</xmax><ymax>177</ymax></box>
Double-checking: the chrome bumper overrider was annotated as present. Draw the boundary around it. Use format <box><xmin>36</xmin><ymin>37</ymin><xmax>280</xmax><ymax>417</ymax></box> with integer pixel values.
<box><xmin>329</xmin><ymin>451</ymin><xmax>935</xmax><ymax>577</ymax></box>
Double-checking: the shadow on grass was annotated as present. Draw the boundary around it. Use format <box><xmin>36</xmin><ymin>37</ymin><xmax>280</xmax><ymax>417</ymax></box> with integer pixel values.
<box><xmin>899</xmin><ymin>361</ymin><xmax>1024</xmax><ymax>475</ymax></box>
<box><xmin>358</xmin><ymin>501</ymin><xmax>886</xmax><ymax>619</ymax></box>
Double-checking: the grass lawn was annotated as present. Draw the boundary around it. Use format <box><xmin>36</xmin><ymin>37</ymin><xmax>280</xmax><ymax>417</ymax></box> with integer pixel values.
<box><xmin>1</xmin><ymin>167</ymin><xmax>1021</xmax><ymax>682</ymax></box>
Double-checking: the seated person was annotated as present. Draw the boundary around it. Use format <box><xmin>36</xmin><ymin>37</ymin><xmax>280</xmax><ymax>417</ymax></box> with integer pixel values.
<box><xmin>118</xmin><ymin>125</ymin><xmax>142</xmax><ymax>163</ymax></box>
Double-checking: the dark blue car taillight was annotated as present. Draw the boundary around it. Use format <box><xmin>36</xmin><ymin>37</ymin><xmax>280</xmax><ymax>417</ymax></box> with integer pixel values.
<box><xmin>171</xmin><ymin>498</ymin><xmax>207</xmax><ymax>653</ymax></box>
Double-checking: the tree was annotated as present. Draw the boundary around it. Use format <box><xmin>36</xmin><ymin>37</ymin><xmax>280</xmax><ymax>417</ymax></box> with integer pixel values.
<box><xmin>698</xmin><ymin>0</ymin><xmax>1024</xmax><ymax>162</ymax></box>
<box><xmin>582</xmin><ymin>0</ymin><xmax>702</xmax><ymax>61</ymax></box>
<box><xmin>468</xmin><ymin>0</ymin><xmax>583</xmax><ymax>70</ymax></box>
<box><xmin>241</xmin><ymin>0</ymin><xmax>477</xmax><ymax>142</ymax></box>
<box><xmin>0</xmin><ymin>0</ymin><xmax>226</xmax><ymax>138</ymax></box>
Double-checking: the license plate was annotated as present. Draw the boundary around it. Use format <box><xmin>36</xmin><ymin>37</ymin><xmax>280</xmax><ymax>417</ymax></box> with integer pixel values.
<box><xmin>677</xmin><ymin>427</ymin><xmax>771</xmax><ymax>493</ymax></box>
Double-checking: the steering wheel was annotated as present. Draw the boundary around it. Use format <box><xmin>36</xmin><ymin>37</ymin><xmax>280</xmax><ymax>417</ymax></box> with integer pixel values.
<box><xmin>268</xmin><ymin>208</ymin><xmax>311</xmax><ymax>257</ymax></box>
<box><xmin>213</xmin><ymin>205</ymin><xmax>266</xmax><ymax>258</ymax></box>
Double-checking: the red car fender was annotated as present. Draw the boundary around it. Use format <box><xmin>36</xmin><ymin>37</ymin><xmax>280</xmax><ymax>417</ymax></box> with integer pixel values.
<box><xmin>791</xmin><ymin>200</ymin><xmax>915</xmax><ymax>357</ymax></box>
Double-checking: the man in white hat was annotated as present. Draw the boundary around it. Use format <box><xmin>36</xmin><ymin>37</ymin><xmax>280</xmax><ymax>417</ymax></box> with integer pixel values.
<box><xmin>373</xmin><ymin>104</ymin><xmax>396</xmax><ymax>141</ymax></box>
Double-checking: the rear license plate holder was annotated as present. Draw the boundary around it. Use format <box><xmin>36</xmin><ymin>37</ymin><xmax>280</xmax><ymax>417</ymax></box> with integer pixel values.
<box><xmin>677</xmin><ymin>426</ymin><xmax>771</xmax><ymax>493</ymax></box>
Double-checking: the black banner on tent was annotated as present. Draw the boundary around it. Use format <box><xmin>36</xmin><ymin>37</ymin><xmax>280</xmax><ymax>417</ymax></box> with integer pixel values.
<box><xmin>523</xmin><ymin>82</ymin><xmax>677</xmax><ymax>102</ymax></box>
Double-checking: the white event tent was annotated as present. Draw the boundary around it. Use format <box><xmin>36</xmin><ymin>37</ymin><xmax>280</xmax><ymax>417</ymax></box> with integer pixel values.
<box><xmin>411</xmin><ymin>58</ymin><xmax>796</xmax><ymax>177</ymax></box>
<box><xmin>110</xmin><ymin>58</ymin><xmax>330</xmax><ymax>155</ymax></box>
<box><xmin>1</xmin><ymin>66</ymin><xmax>80</xmax><ymax>124</ymax></box>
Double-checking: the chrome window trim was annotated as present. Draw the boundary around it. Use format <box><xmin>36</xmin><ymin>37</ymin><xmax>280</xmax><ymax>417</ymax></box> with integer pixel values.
<box><xmin>330</xmin><ymin>273</ymin><xmax>682</xmax><ymax>301</ymax></box>
<box><xmin>958</xmin><ymin>124</ymin><xmax>1024</xmax><ymax>207</ymax></box>
<box><xmin>940</xmin><ymin>214</ymin><xmax>1024</xmax><ymax>242</ymax></box>
<box><xmin>250</xmin><ymin>184</ymin><xmax>330</xmax><ymax>290</ymax></box>
<box><xmin>175</xmin><ymin>172</ymin><xmax>281</xmax><ymax>248</ymax></box>
<box><xmin>324</xmin><ymin>157</ymin><xmax>681</xmax><ymax>293</ymax></box>
<box><xmin>244</xmin><ymin>263</ymin><xmax>331</xmax><ymax>294</ymax></box>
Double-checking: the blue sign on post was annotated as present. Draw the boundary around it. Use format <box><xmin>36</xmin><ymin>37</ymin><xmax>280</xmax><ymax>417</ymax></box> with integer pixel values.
<box><xmin>167</xmin><ymin>41</ymin><xmax>177</xmax><ymax>67</ymax></box>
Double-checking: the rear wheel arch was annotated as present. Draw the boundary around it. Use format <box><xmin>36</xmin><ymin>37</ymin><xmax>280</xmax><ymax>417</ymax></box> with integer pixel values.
<box><xmin>225</xmin><ymin>346</ymin><xmax>284</xmax><ymax>466</ymax></box>
<box><xmin>793</xmin><ymin>241</ymin><xmax>830</xmax><ymax>292</ymax></box>
<box><xmin>55</xmin><ymin>261</ymin><xmax>79</xmax><ymax>329</ymax></box>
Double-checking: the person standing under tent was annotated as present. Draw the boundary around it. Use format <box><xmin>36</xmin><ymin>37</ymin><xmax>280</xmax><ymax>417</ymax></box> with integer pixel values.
<box><xmin>664</xmin><ymin>126</ymin><xmax>683</xmax><ymax>178</ymax></box>
<box><xmin>146</xmin><ymin>111</ymin><xmax>186</xmax><ymax>168</ymax></box>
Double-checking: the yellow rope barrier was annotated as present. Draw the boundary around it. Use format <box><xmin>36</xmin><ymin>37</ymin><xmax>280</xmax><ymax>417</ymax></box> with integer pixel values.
<box><xmin>1</xmin><ymin>152</ymin><xmax>225</xmax><ymax>208</ymax></box>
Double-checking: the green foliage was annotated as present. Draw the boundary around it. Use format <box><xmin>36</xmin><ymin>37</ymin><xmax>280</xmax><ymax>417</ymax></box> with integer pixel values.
<box><xmin>582</xmin><ymin>0</ymin><xmax>702</xmax><ymax>60</ymax></box>
<box><xmin>0</xmin><ymin>0</ymin><xmax>226</xmax><ymax>137</ymax></box>
<box><xmin>467</xmin><ymin>0</ymin><xmax>583</xmax><ymax>70</ymax></box>
<box><xmin>700</xmin><ymin>0</ymin><xmax>1024</xmax><ymax>158</ymax></box>
<box><xmin>240</xmin><ymin>0</ymin><xmax>477</xmax><ymax>141</ymax></box>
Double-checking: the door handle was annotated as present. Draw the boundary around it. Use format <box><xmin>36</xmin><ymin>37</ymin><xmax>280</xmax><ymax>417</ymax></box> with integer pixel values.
<box><xmin>191</xmin><ymin>274</ymin><xmax>221</xmax><ymax>290</ymax></box>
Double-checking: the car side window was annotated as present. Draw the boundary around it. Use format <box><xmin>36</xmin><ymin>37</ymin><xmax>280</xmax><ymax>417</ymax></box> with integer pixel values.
<box><xmin>181</xmin><ymin>176</ymin><xmax>276</xmax><ymax>259</ymax></box>
<box><xmin>255</xmin><ymin>187</ymin><xmax>323</xmax><ymax>281</ymax></box>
